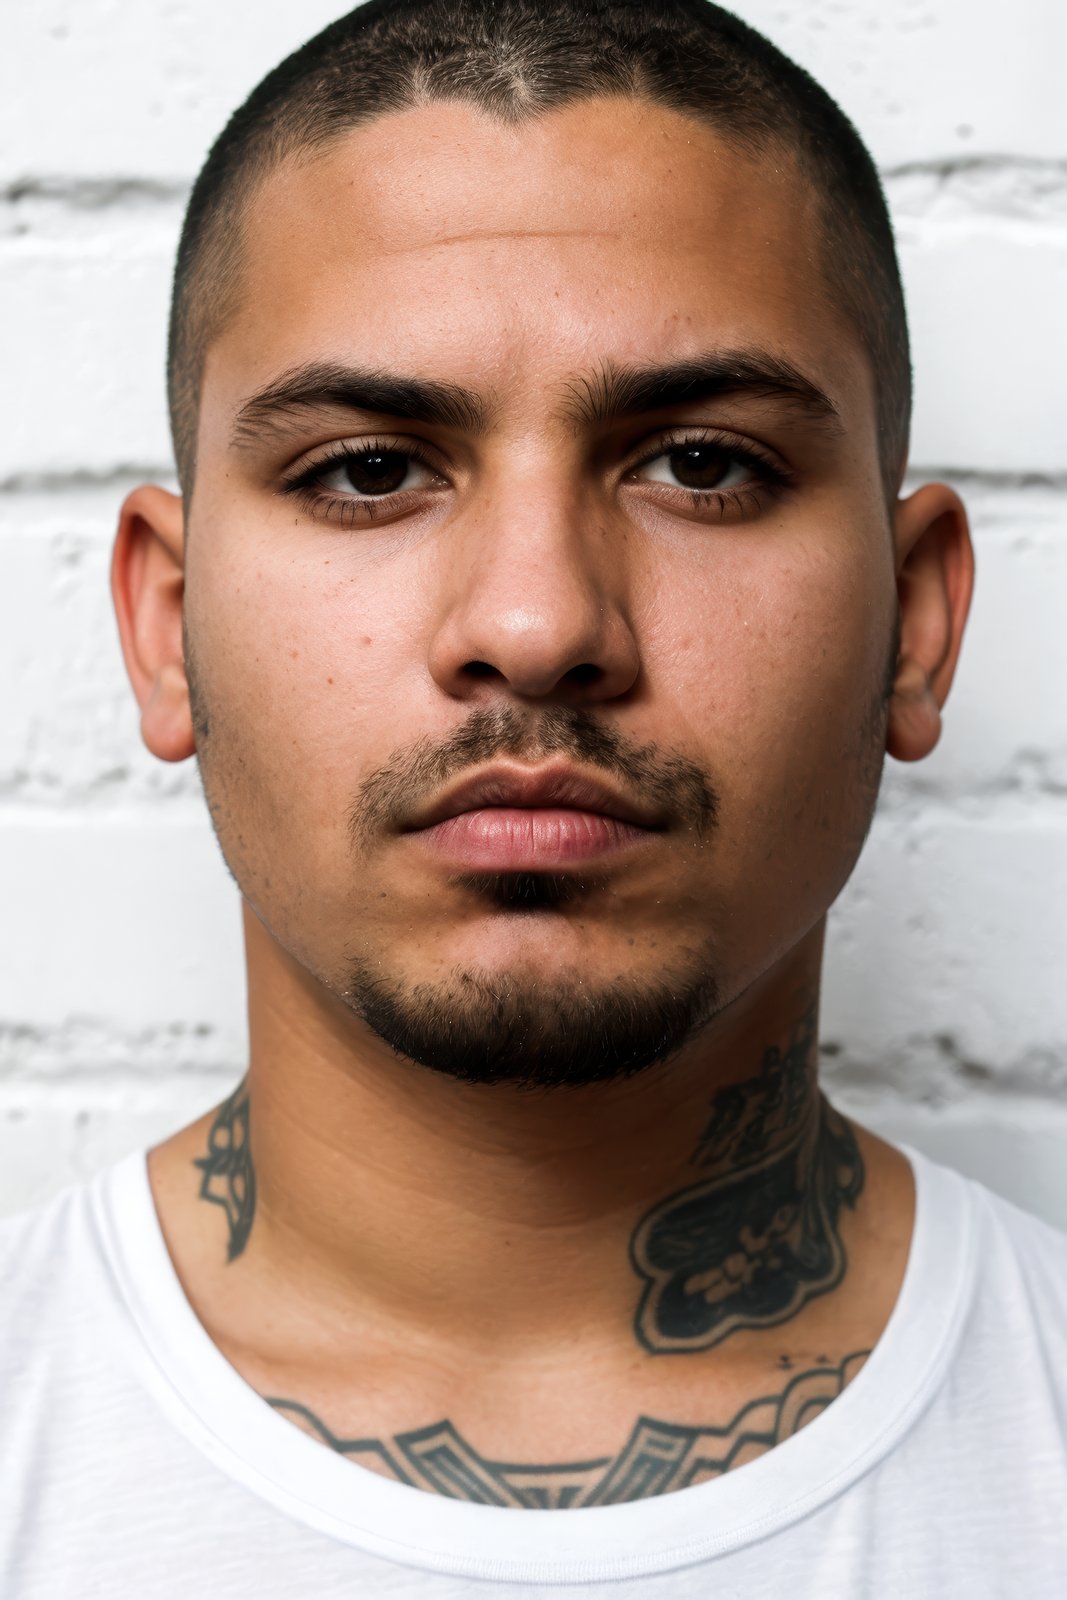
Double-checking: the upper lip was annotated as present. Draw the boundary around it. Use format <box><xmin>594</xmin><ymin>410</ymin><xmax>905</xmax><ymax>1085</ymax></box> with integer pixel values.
<box><xmin>406</xmin><ymin>761</ymin><xmax>669</xmax><ymax>832</ymax></box>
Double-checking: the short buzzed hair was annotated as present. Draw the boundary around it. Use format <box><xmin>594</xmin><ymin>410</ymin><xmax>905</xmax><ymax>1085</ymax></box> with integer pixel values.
<box><xmin>168</xmin><ymin>0</ymin><xmax>910</xmax><ymax>499</ymax></box>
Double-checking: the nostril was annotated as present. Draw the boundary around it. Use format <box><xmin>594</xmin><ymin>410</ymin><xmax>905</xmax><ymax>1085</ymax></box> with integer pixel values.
<box><xmin>463</xmin><ymin>660</ymin><xmax>500</xmax><ymax>679</ymax></box>
<box><xmin>567</xmin><ymin>662</ymin><xmax>602</xmax><ymax>686</ymax></box>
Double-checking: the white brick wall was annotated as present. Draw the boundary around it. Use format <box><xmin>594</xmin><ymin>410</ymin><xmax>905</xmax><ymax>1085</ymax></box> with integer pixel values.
<box><xmin>3</xmin><ymin>0</ymin><xmax>1065</xmax><ymax>1221</ymax></box>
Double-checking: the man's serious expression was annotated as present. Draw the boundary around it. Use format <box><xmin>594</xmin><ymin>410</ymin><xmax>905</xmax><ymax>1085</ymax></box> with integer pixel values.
<box><xmin>181</xmin><ymin>96</ymin><xmax>897</xmax><ymax>1083</ymax></box>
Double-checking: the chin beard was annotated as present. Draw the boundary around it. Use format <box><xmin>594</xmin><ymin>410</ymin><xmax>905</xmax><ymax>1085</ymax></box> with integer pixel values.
<box><xmin>343</xmin><ymin>938</ymin><xmax>721</xmax><ymax>1090</ymax></box>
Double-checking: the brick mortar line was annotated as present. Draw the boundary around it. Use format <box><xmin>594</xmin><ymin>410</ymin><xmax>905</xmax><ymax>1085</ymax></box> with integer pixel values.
<box><xmin>1</xmin><ymin>177</ymin><xmax>190</xmax><ymax>207</ymax></box>
<box><xmin>882</xmin><ymin>155</ymin><xmax>1067</xmax><ymax>181</ymax></box>
<box><xmin>0</xmin><ymin>467</ymin><xmax>176</xmax><ymax>495</ymax></box>
<box><xmin>902</xmin><ymin>469</ymin><xmax>1067</xmax><ymax>492</ymax></box>
<box><xmin>824</xmin><ymin>1076</ymin><xmax>1067</xmax><ymax>1110</ymax></box>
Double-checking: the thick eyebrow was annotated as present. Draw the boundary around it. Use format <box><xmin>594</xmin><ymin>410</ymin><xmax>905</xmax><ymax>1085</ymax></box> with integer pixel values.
<box><xmin>230</xmin><ymin>348</ymin><xmax>841</xmax><ymax>454</ymax></box>
<box><xmin>561</xmin><ymin>350</ymin><xmax>843</xmax><ymax>431</ymax></box>
<box><xmin>230</xmin><ymin>360</ymin><xmax>490</xmax><ymax>449</ymax></box>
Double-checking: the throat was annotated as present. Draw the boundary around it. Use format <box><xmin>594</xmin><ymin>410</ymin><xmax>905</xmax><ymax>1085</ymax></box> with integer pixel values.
<box><xmin>148</xmin><ymin>993</ymin><xmax>914</xmax><ymax>1509</ymax></box>
<box><xmin>180</xmin><ymin>1002</ymin><xmax>865</xmax><ymax>1355</ymax></box>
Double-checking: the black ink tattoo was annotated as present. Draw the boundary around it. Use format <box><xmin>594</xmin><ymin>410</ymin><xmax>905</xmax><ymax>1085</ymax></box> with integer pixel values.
<box><xmin>629</xmin><ymin>1009</ymin><xmax>864</xmax><ymax>1353</ymax></box>
<box><xmin>193</xmin><ymin>1077</ymin><xmax>256</xmax><ymax>1261</ymax></box>
<box><xmin>267</xmin><ymin>1351</ymin><xmax>868</xmax><ymax>1507</ymax></box>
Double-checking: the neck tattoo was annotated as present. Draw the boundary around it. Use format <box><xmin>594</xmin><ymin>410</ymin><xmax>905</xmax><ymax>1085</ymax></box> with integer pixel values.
<box><xmin>192</xmin><ymin>1075</ymin><xmax>255</xmax><ymax>1261</ymax></box>
<box><xmin>267</xmin><ymin>1349</ymin><xmax>870</xmax><ymax>1507</ymax></box>
<box><xmin>191</xmin><ymin>1013</ymin><xmax>869</xmax><ymax>1505</ymax></box>
<box><xmin>630</xmin><ymin>1007</ymin><xmax>864</xmax><ymax>1352</ymax></box>
<box><xmin>193</xmin><ymin>1012</ymin><xmax>865</xmax><ymax>1348</ymax></box>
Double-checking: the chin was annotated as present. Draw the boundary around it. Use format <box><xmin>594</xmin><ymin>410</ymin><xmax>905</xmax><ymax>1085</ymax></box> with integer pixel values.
<box><xmin>425</xmin><ymin>906</ymin><xmax>633</xmax><ymax>985</ymax></box>
<box><xmin>340</xmin><ymin>939</ymin><xmax>722</xmax><ymax>1091</ymax></box>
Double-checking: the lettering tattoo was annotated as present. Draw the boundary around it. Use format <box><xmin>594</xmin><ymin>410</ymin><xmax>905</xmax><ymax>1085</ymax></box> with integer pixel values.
<box><xmin>267</xmin><ymin>1350</ymin><xmax>869</xmax><ymax>1507</ymax></box>
<box><xmin>630</xmin><ymin>1009</ymin><xmax>865</xmax><ymax>1353</ymax></box>
<box><xmin>193</xmin><ymin>1078</ymin><xmax>256</xmax><ymax>1261</ymax></box>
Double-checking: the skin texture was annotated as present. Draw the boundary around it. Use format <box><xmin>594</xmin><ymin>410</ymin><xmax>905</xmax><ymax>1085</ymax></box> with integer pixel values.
<box><xmin>111</xmin><ymin>96</ymin><xmax>973</xmax><ymax>1499</ymax></box>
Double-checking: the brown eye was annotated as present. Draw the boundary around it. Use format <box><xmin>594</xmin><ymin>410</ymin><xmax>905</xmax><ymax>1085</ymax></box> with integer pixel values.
<box><xmin>666</xmin><ymin>446</ymin><xmax>731</xmax><ymax>489</ymax></box>
<box><xmin>304</xmin><ymin>446</ymin><xmax>441</xmax><ymax>500</ymax></box>
<box><xmin>639</xmin><ymin>444</ymin><xmax>748</xmax><ymax>492</ymax></box>
<box><xmin>336</xmin><ymin>450</ymin><xmax>417</xmax><ymax>495</ymax></box>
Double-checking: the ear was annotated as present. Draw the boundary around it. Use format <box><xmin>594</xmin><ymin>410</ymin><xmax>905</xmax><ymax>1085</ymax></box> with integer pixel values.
<box><xmin>886</xmin><ymin>482</ymin><xmax>975</xmax><ymax>762</ymax></box>
<box><xmin>111</xmin><ymin>484</ymin><xmax>194</xmax><ymax>762</ymax></box>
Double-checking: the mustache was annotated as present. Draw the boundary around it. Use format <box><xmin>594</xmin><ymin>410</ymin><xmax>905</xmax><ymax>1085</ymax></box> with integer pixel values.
<box><xmin>347</xmin><ymin>705</ymin><xmax>720</xmax><ymax>849</ymax></box>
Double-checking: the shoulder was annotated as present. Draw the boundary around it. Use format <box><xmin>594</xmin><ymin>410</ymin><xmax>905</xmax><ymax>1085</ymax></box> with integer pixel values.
<box><xmin>0</xmin><ymin>1175</ymin><xmax>110</xmax><ymax>1365</ymax></box>
<box><xmin>919</xmin><ymin>1154</ymin><xmax>1067</xmax><ymax>1376</ymax></box>
<box><xmin>0</xmin><ymin>1178</ymin><xmax>86</xmax><ymax>1278</ymax></box>
<box><xmin>966</xmin><ymin>1173</ymin><xmax>1067</xmax><ymax>1312</ymax></box>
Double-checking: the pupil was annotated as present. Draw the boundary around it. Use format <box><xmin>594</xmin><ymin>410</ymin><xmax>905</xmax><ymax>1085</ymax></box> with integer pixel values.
<box><xmin>670</xmin><ymin>446</ymin><xmax>727</xmax><ymax>490</ymax></box>
<box><xmin>345</xmin><ymin>451</ymin><xmax>408</xmax><ymax>495</ymax></box>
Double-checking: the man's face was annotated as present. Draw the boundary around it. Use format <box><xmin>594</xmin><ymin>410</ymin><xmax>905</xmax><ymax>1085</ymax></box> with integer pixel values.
<box><xmin>184</xmin><ymin>97</ymin><xmax>896</xmax><ymax>1083</ymax></box>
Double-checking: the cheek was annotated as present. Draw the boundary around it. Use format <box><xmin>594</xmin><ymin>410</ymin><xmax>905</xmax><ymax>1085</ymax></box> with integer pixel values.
<box><xmin>654</xmin><ymin>530</ymin><xmax>892</xmax><ymax>865</ymax></box>
<box><xmin>186</xmin><ymin>533</ymin><xmax>430</xmax><ymax>887</ymax></box>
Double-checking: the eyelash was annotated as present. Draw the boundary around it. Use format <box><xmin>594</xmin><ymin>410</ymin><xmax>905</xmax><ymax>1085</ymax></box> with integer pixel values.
<box><xmin>627</xmin><ymin>430</ymin><xmax>793</xmax><ymax>520</ymax></box>
<box><xmin>280</xmin><ymin>437</ymin><xmax>444</xmax><ymax>527</ymax></box>
<box><xmin>279</xmin><ymin>429</ymin><xmax>794</xmax><ymax>527</ymax></box>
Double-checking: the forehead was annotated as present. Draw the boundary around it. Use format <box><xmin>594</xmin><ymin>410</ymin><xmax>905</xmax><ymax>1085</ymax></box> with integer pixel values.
<box><xmin>206</xmin><ymin>96</ymin><xmax>872</xmax><ymax>430</ymax></box>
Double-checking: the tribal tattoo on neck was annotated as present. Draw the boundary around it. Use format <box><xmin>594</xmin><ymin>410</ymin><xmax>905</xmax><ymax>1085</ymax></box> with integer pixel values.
<box><xmin>629</xmin><ymin>1007</ymin><xmax>865</xmax><ymax>1352</ymax></box>
<box><xmin>195</xmin><ymin>1016</ymin><xmax>868</xmax><ymax>1504</ymax></box>
<box><xmin>193</xmin><ymin>1076</ymin><xmax>255</xmax><ymax>1260</ymax></box>
<box><xmin>267</xmin><ymin>1350</ymin><xmax>870</xmax><ymax>1507</ymax></box>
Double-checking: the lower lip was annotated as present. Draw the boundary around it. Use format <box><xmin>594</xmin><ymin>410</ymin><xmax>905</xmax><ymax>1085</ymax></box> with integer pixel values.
<box><xmin>412</xmin><ymin>807</ymin><xmax>653</xmax><ymax>870</ymax></box>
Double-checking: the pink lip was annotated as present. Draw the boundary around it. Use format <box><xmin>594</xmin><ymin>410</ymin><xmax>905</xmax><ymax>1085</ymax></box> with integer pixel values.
<box><xmin>403</xmin><ymin>761</ymin><xmax>665</xmax><ymax>871</ymax></box>
<box><xmin>417</xmin><ymin>806</ymin><xmax>651</xmax><ymax>869</ymax></box>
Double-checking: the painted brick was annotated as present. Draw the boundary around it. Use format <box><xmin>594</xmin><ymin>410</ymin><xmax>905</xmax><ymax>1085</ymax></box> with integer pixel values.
<box><xmin>0</xmin><ymin>213</ymin><xmax>177</xmax><ymax>482</ymax></box>
<box><xmin>835</xmin><ymin>1097</ymin><xmax>1067</xmax><ymax>1231</ymax></box>
<box><xmin>0</xmin><ymin>504</ymin><xmax>199</xmax><ymax>801</ymax></box>
<box><xmin>0</xmin><ymin>811</ymin><xmax>246</xmax><ymax>1046</ymax></box>
<box><xmin>0</xmin><ymin>1076</ymin><xmax>229</xmax><ymax>1216</ymax></box>
<box><xmin>0</xmin><ymin>0</ymin><xmax>343</xmax><ymax>185</ymax></box>
<box><xmin>900</xmin><ymin>224</ymin><xmax>1067</xmax><ymax>474</ymax></box>
<box><xmin>740</xmin><ymin>0</ymin><xmax>1067</xmax><ymax>169</ymax></box>
<box><xmin>885</xmin><ymin>486</ymin><xmax>1067</xmax><ymax>801</ymax></box>
<box><xmin>824</xmin><ymin>809</ymin><xmax>1067</xmax><ymax>1081</ymax></box>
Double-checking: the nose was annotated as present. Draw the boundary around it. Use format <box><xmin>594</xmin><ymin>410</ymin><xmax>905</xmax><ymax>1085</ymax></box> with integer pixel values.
<box><xmin>426</xmin><ymin>479</ymin><xmax>641</xmax><ymax>706</ymax></box>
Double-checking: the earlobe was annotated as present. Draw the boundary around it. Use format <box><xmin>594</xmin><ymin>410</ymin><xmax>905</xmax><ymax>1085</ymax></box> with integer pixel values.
<box><xmin>885</xmin><ymin>482</ymin><xmax>975</xmax><ymax>764</ymax></box>
<box><xmin>111</xmin><ymin>484</ymin><xmax>196</xmax><ymax>763</ymax></box>
<box><xmin>885</xmin><ymin>655</ymin><xmax>942</xmax><ymax>762</ymax></box>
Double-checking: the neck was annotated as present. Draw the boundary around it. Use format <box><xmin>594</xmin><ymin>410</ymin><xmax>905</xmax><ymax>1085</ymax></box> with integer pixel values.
<box><xmin>183</xmin><ymin>910</ymin><xmax>866</xmax><ymax>1360</ymax></box>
